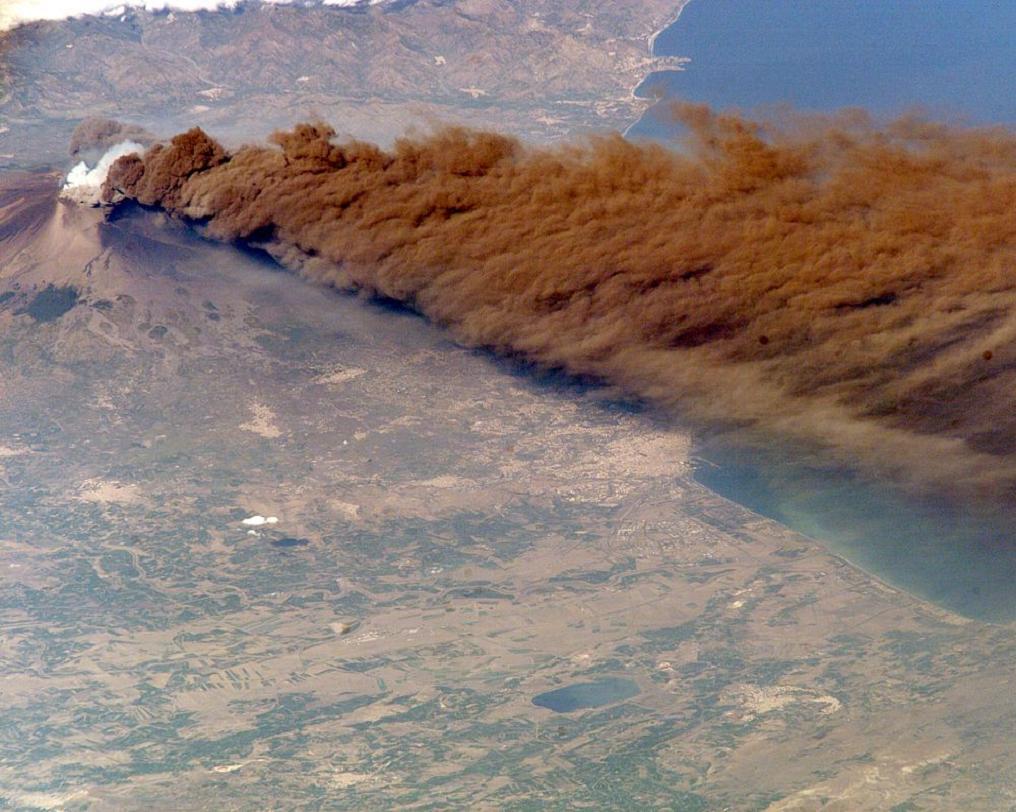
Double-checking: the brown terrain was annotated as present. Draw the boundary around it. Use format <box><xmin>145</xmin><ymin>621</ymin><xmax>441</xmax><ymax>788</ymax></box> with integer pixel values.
<box><xmin>0</xmin><ymin>173</ymin><xmax>1013</xmax><ymax>809</ymax></box>
<box><xmin>100</xmin><ymin>110</ymin><xmax>1016</xmax><ymax>497</ymax></box>
<box><xmin>0</xmin><ymin>0</ymin><xmax>687</xmax><ymax>167</ymax></box>
<box><xmin>0</xmin><ymin>2</ymin><xmax>1015</xmax><ymax>809</ymax></box>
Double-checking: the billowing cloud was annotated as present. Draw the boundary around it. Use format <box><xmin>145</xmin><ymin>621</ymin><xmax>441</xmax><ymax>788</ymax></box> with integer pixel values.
<box><xmin>62</xmin><ymin>140</ymin><xmax>144</xmax><ymax>205</ymax></box>
<box><xmin>68</xmin><ymin>117</ymin><xmax>156</xmax><ymax>159</ymax></box>
<box><xmin>101</xmin><ymin>107</ymin><xmax>1016</xmax><ymax>495</ymax></box>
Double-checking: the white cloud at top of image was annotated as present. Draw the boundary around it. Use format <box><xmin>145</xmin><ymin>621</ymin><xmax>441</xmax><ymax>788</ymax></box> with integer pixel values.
<box><xmin>0</xmin><ymin>0</ymin><xmax>386</xmax><ymax>32</ymax></box>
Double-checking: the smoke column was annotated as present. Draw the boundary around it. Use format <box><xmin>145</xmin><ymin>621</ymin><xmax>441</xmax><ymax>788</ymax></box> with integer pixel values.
<box><xmin>102</xmin><ymin>105</ymin><xmax>1016</xmax><ymax>495</ymax></box>
<box><xmin>62</xmin><ymin>141</ymin><xmax>145</xmax><ymax>205</ymax></box>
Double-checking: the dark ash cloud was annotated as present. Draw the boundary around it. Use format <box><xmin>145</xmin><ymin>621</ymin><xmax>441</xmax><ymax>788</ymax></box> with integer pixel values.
<box><xmin>69</xmin><ymin>117</ymin><xmax>156</xmax><ymax>160</ymax></box>
<box><xmin>102</xmin><ymin>106</ymin><xmax>1016</xmax><ymax>496</ymax></box>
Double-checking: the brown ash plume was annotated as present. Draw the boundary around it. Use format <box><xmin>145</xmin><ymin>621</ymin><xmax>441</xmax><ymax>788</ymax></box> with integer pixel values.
<box><xmin>69</xmin><ymin>117</ymin><xmax>156</xmax><ymax>160</ymax></box>
<box><xmin>102</xmin><ymin>106</ymin><xmax>1016</xmax><ymax>495</ymax></box>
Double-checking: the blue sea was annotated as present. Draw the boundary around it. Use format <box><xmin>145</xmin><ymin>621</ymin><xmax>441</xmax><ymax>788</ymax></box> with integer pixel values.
<box><xmin>628</xmin><ymin>0</ymin><xmax>1016</xmax><ymax>622</ymax></box>
<box><xmin>630</xmin><ymin>0</ymin><xmax>1016</xmax><ymax>139</ymax></box>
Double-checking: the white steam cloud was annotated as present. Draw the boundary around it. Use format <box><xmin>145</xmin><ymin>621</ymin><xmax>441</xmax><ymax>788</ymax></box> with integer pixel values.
<box><xmin>61</xmin><ymin>140</ymin><xmax>144</xmax><ymax>205</ymax></box>
<box><xmin>0</xmin><ymin>0</ymin><xmax>384</xmax><ymax>32</ymax></box>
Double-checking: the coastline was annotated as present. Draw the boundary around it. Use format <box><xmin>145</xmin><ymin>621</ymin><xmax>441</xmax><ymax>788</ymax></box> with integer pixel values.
<box><xmin>647</xmin><ymin>0</ymin><xmax>693</xmax><ymax>57</ymax></box>
<box><xmin>3</xmin><ymin>5</ymin><xmax>1016</xmax><ymax>807</ymax></box>
<box><xmin>623</xmin><ymin>0</ymin><xmax>693</xmax><ymax>136</ymax></box>
<box><xmin>683</xmin><ymin>465</ymin><xmax>976</xmax><ymax>626</ymax></box>
<box><xmin>617</xmin><ymin>0</ymin><xmax>1009</xmax><ymax>625</ymax></box>
<box><xmin>151</xmin><ymin>190</ymin><xmax>999</xmax><ymax>626</ymax></box>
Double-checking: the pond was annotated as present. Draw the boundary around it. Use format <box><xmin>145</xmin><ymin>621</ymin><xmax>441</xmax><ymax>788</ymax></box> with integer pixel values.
<box><xmin>532</xmin><ymin>678</ymin><xmax>641</xmax><ymax>713</ymax></box>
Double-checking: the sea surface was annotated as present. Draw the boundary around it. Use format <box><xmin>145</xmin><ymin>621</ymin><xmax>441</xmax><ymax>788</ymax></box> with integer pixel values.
<box><xmin>694</xmin><ymin>437</ymin><xmax>1016</xmax><ymax>623</ymax></box>
<box><xmin>629</xmin><ymin>0</ymin><xmax>1016</xmax><ymax>623</ymax></box>
<box><xmin>629</xmin><ymin>0</ymin><xmax>1016</xmax><ymax>140</ymax></box>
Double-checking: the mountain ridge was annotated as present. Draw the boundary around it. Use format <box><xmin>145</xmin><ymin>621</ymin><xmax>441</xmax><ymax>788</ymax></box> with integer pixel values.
<box><xmin>0</xmin><ymin>0</ymin><xmax>688</xmax><ymax>169</ymax></box>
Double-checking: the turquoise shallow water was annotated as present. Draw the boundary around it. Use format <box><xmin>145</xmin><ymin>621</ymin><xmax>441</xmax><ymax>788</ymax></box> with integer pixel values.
<box><xmin>693</xmin><ymin>438</ymin><xmax>1016</xmax><ymax>624</ymax></box>
<box><xmin>624</xmin><ymin>1</ymin><xmax>1016</xmax><ymax>623</ymax></box>
<box><xmin>630</xmin><ymin>0</ymin><xmax>1016</xmax><ymax>139</ymax></box>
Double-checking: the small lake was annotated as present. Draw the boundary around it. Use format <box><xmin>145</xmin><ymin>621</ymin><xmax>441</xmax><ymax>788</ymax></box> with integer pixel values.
<box><xmin>630</xmin><ymin>0</ymin><xmax>1016</xmax><ymax>139</ymax></box>
<box><xmin>532</xmin><ymin>678</ymin><xmax>641</xmax><ymax>713</ymax></box>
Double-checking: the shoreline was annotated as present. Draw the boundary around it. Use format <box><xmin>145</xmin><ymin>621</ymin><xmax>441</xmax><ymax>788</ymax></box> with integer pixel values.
<box><xmin>647</xmin><ymin>0</ymin><xmax>693</xmax><ymax>57</ymax></box>
<box><xmin>682</xmin><ymin>467</ymin><xmax>977</xmax><ymax>626</ymax></box>
<box><xmin>619</xmin><ymin>0</ymin><xmax>1007</xmax><ymax>627</ymax></box>
<box><xmin>688</xmin><ymin>456</ymin><xmax>994</xmax><ymax>626</ymax></box>
<box><xmin>623</xmin><ymin>0</ymin><xmax>693</xmax><ymax>137</ymax></box>
<box><xmin>142</xmin><ymin>190</ymin><xmax>1002</xmax><ymax>628</ymax></box>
